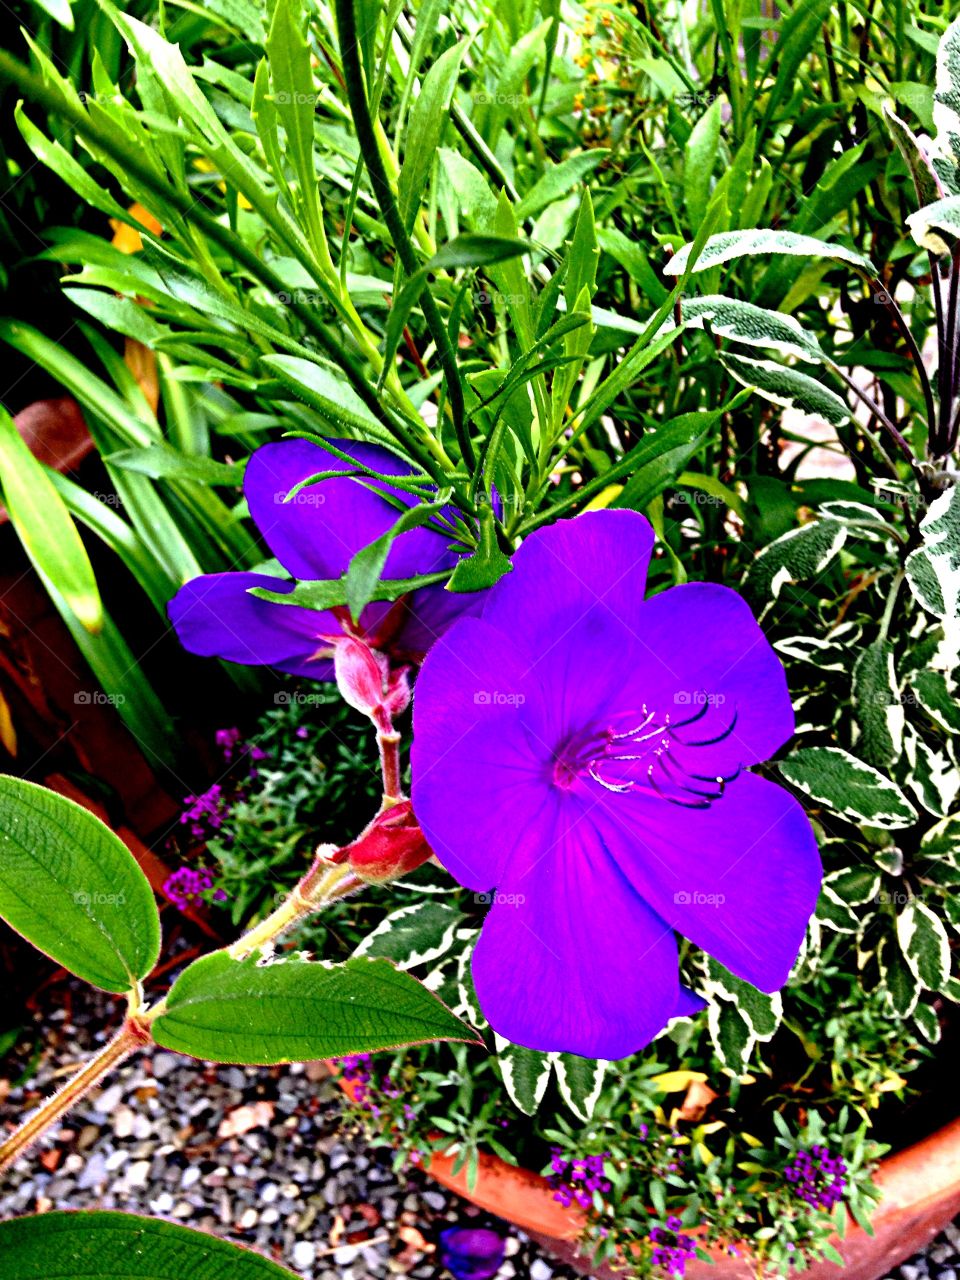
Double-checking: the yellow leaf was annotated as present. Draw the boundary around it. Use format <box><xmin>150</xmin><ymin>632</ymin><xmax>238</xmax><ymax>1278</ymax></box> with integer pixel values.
<box><xmin>652</xmin><ymin>1070</ymin><xmax>708</xmax><ymax>1093</ymax></box>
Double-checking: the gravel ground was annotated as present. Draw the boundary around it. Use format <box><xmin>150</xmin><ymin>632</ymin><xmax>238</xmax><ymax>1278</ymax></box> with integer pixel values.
<box><xmin>0</xmin><ymin>985</ymin><xmax>576</xmax><ymax>1280</ymax></box>
<box><xmin>0</xmin><ymin>985</ymin><xmax>957</xmax><ymax>1280</ymax></box>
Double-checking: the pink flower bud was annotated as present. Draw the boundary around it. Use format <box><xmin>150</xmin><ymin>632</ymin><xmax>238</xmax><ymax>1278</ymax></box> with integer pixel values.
<box><xmin>333</xmin><ymin>635</ymin><xmax>389</xmax><ymax>717</ymax></box>
<box><xmin>345</xmin><ymin>801</ymin><xmax>432</xmax><ymax>883</ymax></box>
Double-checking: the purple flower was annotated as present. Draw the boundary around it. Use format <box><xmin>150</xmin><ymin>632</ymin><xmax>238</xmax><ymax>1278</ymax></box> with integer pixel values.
<box><xmin>163</xmin><ymin>865</ymin><xmax>218</xmax><ymax>911</ymax></box>
<box><xmin>168</xmin><ymin>439</ymin><xmax>484</xmax><ymax>678</ymax></box>
<box><xmin>439</xmin><ymin>1227</ymin><xmax>505</xmax><ymax>1280</ymax></box>
<box><xmin>411</xmin><ymin>511</ymin><xmax>821</xmax><ymax>1058</ymax></box>
<box><xmin>784</xmin><ymin>1146</ymin><xmax>847</xmax><ymax>1211</ymax></box>
<box><xmin>649</xmin><ymin>1219</ymin><xmax>697</xmax><ymax>1278</ymax></box>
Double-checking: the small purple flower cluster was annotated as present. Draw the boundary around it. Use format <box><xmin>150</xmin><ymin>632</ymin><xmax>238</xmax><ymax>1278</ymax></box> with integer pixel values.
<box><xmin>180</xmin><ymin>783</ymin><xmax>226</xmax><ymax>840</ymax></box>
<box><xmin>784</xmin><ymin>1145</ymin><xmax>847</xmax><ymax>1210</ymax></box>
<box><xmin>335</xmin><ymin>1054</ymin><xmax>382</xmax><ymax>1118</ymax></box>
<box><xmin>162</xmin><ymin>865</ymin><xmax>225</xmax><ymax>911</ymax></box>
<box><xmin>547</xmin><ymin>1148</ymin><xmax>612</xmax><ymax>1209</ymax></box>
<box><xmin>649</xmin><ymin>1216</ymin><xmax>697</xmax><ymax>1278</ymax></box>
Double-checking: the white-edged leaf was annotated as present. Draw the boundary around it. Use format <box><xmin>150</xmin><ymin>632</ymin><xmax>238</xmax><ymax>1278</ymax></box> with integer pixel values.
<box><xmin>352</xmin><ymin>901</ymin><xmax>463</xmax><ymax>971</ymax></box>
<box><xmin>906</xmin><ymin>194</ymin><xmax>960</xmax><ymax>254</ymax></box>
<box><xmin>897</xmin><ymin>901</ymin><xmax>951</xmax><ymax>990</ymax></box>
<box><xmin>494</xmin><ymin>1035</ymin><xmax>552</xmax><ymax>1115</ymax></box>
<box><xmin>744</xmin><ymin>518</ymin><xmax>847</xmax><ymax>601</ymax></box>
<box><xmin>678</xmin><ymin>296</ymin><xmax>823</xmax><ymax>362</ymax></box>
<box><xmin>721</xmin><ymin>352</ymin><xmax>850</xmax><ymax>426</ymax></box>
<box><xmin>932</xmin><ymin>16</ymin><xmax>960</xmax><ymax>195</ymax></box>
<box><xmin>883</xmin><ymin>102</ymin><xmax>943</xmax><ymax>207</ymax></box>
<box><xmin>852</xmin><ymin>640</ymin><xmax>904</xmax><ymax>767</ymax></box>
<box><xmin>779</xmin><ymin>746</ymin><xmax>917</xmax><ymax>829</ymax></box>
<box><xmin>664</xmin><ymin>228</ymin><xmax>874</xmax><ymax>277</ymax></box>
<box><xmin>905</xmin><ymin>729</ymin><xmax>960</xmax><ymax>817</ymax></box>
<box><xmin>905</xmin><ymin>486</ymin><xmax>960</xmax><ymax>658</ymax></box>
<box><xmin>551</xmin><ymin>1053</ymin><xmax>608</xmax><ymax>1121</ymax></box>
<box><xmin>707</xmin><ymin>1000</ymin><xmax>754</xmax><ymax>1072</ymax></box>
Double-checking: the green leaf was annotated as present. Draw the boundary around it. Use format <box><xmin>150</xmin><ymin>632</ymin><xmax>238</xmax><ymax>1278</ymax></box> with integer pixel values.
<box><xmin>152</xmin><ymin>952</ymin><xmax>477</xmax><ymax>1063</ymax></box>
<box><xmin>0</xmin><ymin>776</ymin><xmax>160</xmax><ymax>993</ymax></box>
<box><xmin>884</xmin><ymin>103</ymin><xmax>944</xmax><ymax>208</ymax></box>
<box><xmin>743</xmin><ymin>518</ymin><xmax>846</xmax><ymax>602</ymax></box>
<box><xmin>914</xmin><ymin>1001</ymin><xmax>942</xmax><ymax>1043</ymax></box>
<box><xmin>779</xmin><ymin>747</ymin><xmax>917</xmax><ymax>830</ymax></box>
<box><xmin>398</xmin><ymin>38</ymin><xmax>469</xmax><ymax>232</ymax></box>
<box><xmin>906</xmin><ymin>194</ymin><xmax>960</xmax><ymax>254</ymax></box>
<box><xmin>911</xmin><ymin>668</ymin><xmax>960</xmax><ymax>732</ymax></box>
<box><xmin>251</xmin><ymin>569</ymin><xmax>450</xmax><ymax>611</ymax></box>
<box><xmin>881</xmin><ymin>937</ymin><xmax>921</xmax><ymax>1017</ymax></box>
<box><xmin>552</xmin><ymin>1053</ymin><xmax>608</xmax><ymax>1121</ymax></box>
<box><xmin>679</xmin><ymin>296</ymin><xmax>824</xmax><ymax>362</ymax></box>
<box><xmin>703</xmin><ymin>957</ymin><xmax>781</xmax><ymax>1039</ymax></box>
<box><xmin>721</xmin><ymin>353</ymin><xmax>850</xmax><ymax>426</ymax></box>
<box><xmin>515</xmin><ymin>151</ymin><xmax>610</xmax><ymax>222</ymax></box>
<box><xmin>707</xmin><ymin>999</ymin><xmax>754</xmax><ymax>1072</ymax></box>
<box><xmin>352</xmin><ymin>901</ymin><xmax>463</xmax><ymax>970</ymax></box>
<box><xmin>261</xmin><ymin>355</ymin><xmax>395</xmax><ymax>443</ymax></box>
<box><xmin>823</xmin><ymin>867</ymin><xmax>881</xmax><ymax>906</ymax></box>
<box><xmin>683</xmin><ymin>97</ymin><xmax>723</xmax><ymax>226</ymax></box>
<box><xmin>494</xmin><ymin>1035</ymin><xmax>552</xmax><ymax>1115</ymax></box>
<box><xmin>932</xmin><ymin>16</ymin><xmax>960</xmax><ymax>195</ymax></box>
<box><xmin>664</xmin><ymin>228</ymin><xmax>874</xmax><ymax>277</ymax></box>
<box><xmin>905</xmin><ymin>731</ymin><xmax>960</xmax><ymax>818</ymax></box>
<box><xmin>446</xmin><ymin>506</ymin><xmax>512</xmax><ymax>592</ymax></box>
<box><xmin>106</xmin><ymin>445</ymin><xmax>244</xmax><ymax>486</ymax></box>
<box><xmin>852</xmin><ymin>641</ymin><xmax>904</xmax><ymax>767</ymax></box>
<box><xmin>345</xmin><ymin>494</ymin><xmax>452</xmax><ymax>621</ymax></box>
<box><xmin>905</xmin><ymin>486</ymin><xmax>960</xmax><ymax>653</ymax></box>
<box><xmin>897</xmin><ymin>901</ymin><xmax>951</xmax><ymax>990</ymax></box>
<box><xmin>0</xmin><ymin>1211</ymin><xmax>296</xmax><ymax>1278</ymax></box>
<box><xmin>0</xmin><ymin>406</ymin><xmax>102</xmax><ymax>634</ymax></box>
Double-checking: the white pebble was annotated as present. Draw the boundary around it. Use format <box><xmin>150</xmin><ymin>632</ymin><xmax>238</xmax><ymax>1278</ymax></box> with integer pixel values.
<box><xmin>292</xmin><ymin>1241</ymin><xmax>316</xmax><ymax>1270</ymax></box>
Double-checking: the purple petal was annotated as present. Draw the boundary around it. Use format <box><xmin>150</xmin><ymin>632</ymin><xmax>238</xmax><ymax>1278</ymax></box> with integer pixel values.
<box><xmin>480</xmin><ymin>510</ymin><xmax>655</xmax><ymax>645</ymax></box>
<box><xmin>673</xmin><ymin>987</ymin><xmax>707</xmax><ymax>1019</ymax></box>
<box><xmin>631</xmin><ymin>582</ymin><xmax>795</xmax><ymax>770</ymax></box>
<box><xmin>411</xmin><ymin>617</ymin><xmax>545</xmax><ymax>893</ymax></box>
<box><xmin>472</xmin><ymin>809</ymin><xmax>679</xmax><ymax>1057</ymax></box>
<box><xmin>591</xmin><ymin>772</ymin><xmax>821</xmax><ymax>991</ymax></box>
<box><xmin>167</xmin><ymin>572</ymin><xmax>336</xmax><ymax>679</ymax></box>
<box><xmin>395</xmin><ymin>582</ymin><xmax>489</xmax><ymax>661</ymax></box>
<box><xmin>244</xmin><ymin>438</ymin><xmax>458</xmax><ymax>582</ymax></box>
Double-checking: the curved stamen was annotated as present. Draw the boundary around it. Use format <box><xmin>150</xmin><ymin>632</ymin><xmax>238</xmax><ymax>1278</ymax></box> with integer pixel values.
<box><xmin>668</xmin><ymin>697</ymin><xmax>710</xmax><ymax>731</ymax></box>
<box><xmin>673</xmin><ymin>705</ymin><xmax>739</xmax><ymax>747</ymax></box>
<box><xmin>647</xmin><ymin>765</ymin><xmax>711</xmax><ymax>809</ymax></box>
<box><xmin>658</xmin><ymin>752</ymin><xmax>724</xmax><ymax>799</ymax></box>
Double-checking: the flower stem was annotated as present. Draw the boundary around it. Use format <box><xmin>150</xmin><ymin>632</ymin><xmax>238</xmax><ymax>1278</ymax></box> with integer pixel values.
<box><xmin>0</xmin><ymin>1016</ymin><xmax>149</xmax><ymax>1177</ymax></box>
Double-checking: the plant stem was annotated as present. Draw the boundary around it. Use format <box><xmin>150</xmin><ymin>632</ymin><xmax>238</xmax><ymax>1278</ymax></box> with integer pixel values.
<box><xmin>868</xmin><ymin>277</ymin><xmax>937</xmax><ymax>448</ymax></box>
<box><xmin>826</xmin><ymin>359</ymin><xmax>915</xmax><ymax>470</ymax></box>
<box><xmin>878</xmin><ymin>568</ymin><xmax>905</xmax><ymax>642</ymax></box>
<box><xmin>227</xmin><ymin>860</ymin><xmax>359</xmax><ymax>960</ymax></box>
<box><xmin>334</xmin><ymin>0</ymin><xmax>474</xmax><ymax>471</ymax></box>
<box><xmin>0</xmin><ymin>1018</ymin><xmax>148</xmax><ymax>1177</ymax></box>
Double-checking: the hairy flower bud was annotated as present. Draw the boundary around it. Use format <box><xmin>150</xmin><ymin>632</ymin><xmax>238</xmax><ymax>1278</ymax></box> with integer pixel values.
<box><xmin>345</xmin><ymin>801</ymin><xmax>432</xmax><ymax>883</ymax></box>
<box><xmin>333</xmin><ymin>635</ymin><xmax>390</xmax><ymax>717</ymax></box>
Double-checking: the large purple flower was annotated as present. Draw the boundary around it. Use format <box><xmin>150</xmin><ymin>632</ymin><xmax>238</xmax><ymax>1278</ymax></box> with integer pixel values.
<box><xmin>411</xmin><ymin>510</ymin><xmax>821</xmax><ymax>1059</ymax></box>
<box><xmin>168</xmin><ymin>439</ymin><xmax>480</xmax><ymax>679</ymax></box>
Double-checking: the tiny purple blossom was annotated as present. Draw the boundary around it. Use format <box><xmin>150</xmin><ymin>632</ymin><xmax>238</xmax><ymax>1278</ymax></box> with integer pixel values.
<box><xmin>411</xmin><ymin>511</ymin><xmax>820</xmax><ymax>1058</ymax></box>
<box><xmin>168</xmin><ymin>439</ymin><xmax>486</xmax><ymax>678</ymax></box>
<box><xmin>784</xmin><ymin>1146</ymin><xmax>847</xmax><ymax>1211</ymax></box>
<box><xmin>163</xmin><ymin>865</ymin><xmax>218</xmax><ymax>911</ymax></box>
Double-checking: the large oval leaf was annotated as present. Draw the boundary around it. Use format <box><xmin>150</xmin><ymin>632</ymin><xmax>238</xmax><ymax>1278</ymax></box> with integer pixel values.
<box><xmin>0</xmin><ymin>776</ymin><xmax>160</xmax><ymax>992</ymax></box>
<box><xmin>0</xmin><ymin>1211</ymin><xmax>295</xmax><ymax>1279</ymax></box>
<box><xmin>152</xmin><ymin>952</ymin><xmax>480</xmax><ymax>1063</ymax></box>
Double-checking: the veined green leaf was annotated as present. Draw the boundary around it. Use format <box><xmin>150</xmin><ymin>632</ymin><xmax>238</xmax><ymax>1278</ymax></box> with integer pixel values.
<box><xmin>678</xmin><ymin>296</ymin><xmax>824</xmax><ymax>362</ymax></box>
<box><xmin>779</xmin><ymin>746</ymin><xmax>917</xmax><ymax>829</ymax></box>
<box><xmin>721</xmin><ymin>353</ymin><xmax>850</xmax><ymax>426</ymax></box>
<box><xmin>398</xmin><ymin>38</ymin><xmax>469</xmax><ymax>232</ymax></box>
<box><xmin>0</xmin><ymin>777</ymin><xmax>160</xmax><ymax>993</ymax></box>
<box><xmin>0</xmin><ymin>1212</ymin><xmax>296</xmax><ymax>1279</ymax></box>
<box><xmin>153</xmin><ymin>952</ymin><xmax>478</xmax><ymax>1063</ymax></box>
<box><xmin>494</xmin><ymin>1035</ymin><xmax>552</xmax><ymax>1115</ymax></box>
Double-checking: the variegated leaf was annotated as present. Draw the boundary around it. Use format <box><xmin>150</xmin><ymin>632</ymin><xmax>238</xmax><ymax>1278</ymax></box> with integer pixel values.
<box><xmin>852</xmin><ymin>640</ymin><xmax>904</xmax><ymax>767</ymax></box>
<box><xmin>721</xmin><ymin>353</ymin><xmax>850</xmax><ymax>426</ymax></box>
<box><xmin>905</xmin><ymin>729</ymin><xmax>960</xmax><ymax>817</ymax></box>
<box><xmin>744</xmin><ymin>519</ymin><xmax>846</xmax><ymax>602</ymax></box>
<box><xmin>494</xmin><ymin>1035</ymin><xmax>552</xmax><ymax>1115</ymax></box>
<box><xmin>674</xmin><ymin>296</ymin><xmax>823</xmax><ymax>362</ymax></box>
<box><xmin>353</xmin><ymin>902</ymin><xmax>463</xmax><ymax>971</ymax></box>
<box><xmin>707</xmin><ymin>1000</ymin><xmax>754</xmax><ymax>1073</ymax></box>
<box><xmin>664</xmin><ymin>229</ymin><xmax>874</xmax><ymax>276</ymax></box>
<box><xmin>897</xmin><ymin>901</ymin><xmax>951</xmax><ymax>990</ymax></box>
<box><xmin>779</xmin><ymin>746</ymin><xmax>917</xmax><ymax>829</ymax></box>
<box><xmin>551</xmin><ymin>1053</ymin><xmax>608</xmax><ymax>1122</ymax></box>
<box><xmin>906</xmin><ymin>195</ymin><xmax>960</xmax><ymax>255</ymax></box>
<box><xmin>883</xmin><ymin>102</ymin><xmax>944</xmax><ymax>207</ymax></box>
<box><xmin>932</xmin><ymin>16</ymin><xmax>960</xmax><ymax>195</ymax></box>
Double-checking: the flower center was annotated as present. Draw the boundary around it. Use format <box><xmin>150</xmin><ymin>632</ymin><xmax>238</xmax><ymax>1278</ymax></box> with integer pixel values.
<box><xmin>550</xmin><ymin>694</ymin><xmax>741</xmax><ymax>808</ymax></box>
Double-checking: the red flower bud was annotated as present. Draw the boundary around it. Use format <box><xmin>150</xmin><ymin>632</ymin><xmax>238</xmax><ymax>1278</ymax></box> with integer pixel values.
<box><xmin>345</xmin><ymin>800</ymin><xmax>432</xmax><ymax>883</ymax></box>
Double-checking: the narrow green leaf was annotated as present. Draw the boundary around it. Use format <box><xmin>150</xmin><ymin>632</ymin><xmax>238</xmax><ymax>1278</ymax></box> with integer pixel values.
<box><xmin>515</xmin><ymin>150</ymin><xmax>609</xmax><ymax>222</ymax></box>
<box><xmin>683</xmin><ymin>97</ymin><xmax>722</xmax><ymax>226</ymax></box>
<box><xmin>345</xmin><ymin>493</ymin><xmax>452</xmax><ymax>621</ymax></box>
<box><xmin>398</xmin><ymin>38</ymin><xmax>468</xmax><ymax>231</ymax></box>
<box><xmin>0</xmin><ymin>776</ymin><xmax>160</xmax><ymax>993</ymax></box>
<box><xmin>664</xmin><ymin>228</ymin><xmax>874</xmax><ymax>277</ymax></box>
<box><xmin>0</xmin><ymin>406</ymin><xmax>103</xmax><ymax>633</ymax></box>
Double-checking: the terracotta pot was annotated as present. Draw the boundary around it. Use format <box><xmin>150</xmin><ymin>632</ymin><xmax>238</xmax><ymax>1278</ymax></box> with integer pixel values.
<box><xmin>332</xmin><ymin>1069</ymin><xmax>960</xmax><ymax>1279</ymax></box>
